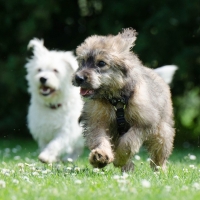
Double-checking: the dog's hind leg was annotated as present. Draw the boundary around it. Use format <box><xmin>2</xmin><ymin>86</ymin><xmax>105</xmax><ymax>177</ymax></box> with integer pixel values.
<box><xmin>144</xmin><ymin>122</ymin><xmax>174</xmax><ymax>171</ymax></box>
<box><xmin>121</xmin><ymin>159</ymin><xmax>134</xmax><ymax>172</ymax></box>
<box><xmin>113</xmin><ymin>128</ymin><xmax>143</xmax><ymax>172</ymax></box>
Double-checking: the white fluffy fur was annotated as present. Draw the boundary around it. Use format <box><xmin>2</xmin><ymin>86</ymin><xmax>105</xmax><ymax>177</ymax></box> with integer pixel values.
<box><xmin>25</xmin><ymin>38</ymin><xmax>84</xmax><ymax>163</ymax></box>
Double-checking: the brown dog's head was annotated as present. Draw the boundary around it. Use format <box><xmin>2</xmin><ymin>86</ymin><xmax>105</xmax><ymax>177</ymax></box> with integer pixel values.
<box><xmin>72</xmin><ymin>28</ymin><xmax>138</xmax><ymax>99</ymax></box>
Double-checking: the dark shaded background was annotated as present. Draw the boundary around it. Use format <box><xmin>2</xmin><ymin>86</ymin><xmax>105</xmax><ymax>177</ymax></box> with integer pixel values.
<box><xmin>0</xmin><ymin>0</ymin><xmax>200</xmax><ymax>146</ymax></box>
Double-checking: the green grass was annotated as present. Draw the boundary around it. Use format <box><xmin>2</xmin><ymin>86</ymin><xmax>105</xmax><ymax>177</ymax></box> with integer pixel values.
<box><xmin>0</xmin><ymin>139</ymin><xmax>200</xmax><ymax>200</ymax></box>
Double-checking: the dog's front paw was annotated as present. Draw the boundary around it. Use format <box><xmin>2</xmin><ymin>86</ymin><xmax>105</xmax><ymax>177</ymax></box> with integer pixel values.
<box><xmin>89</xmin><ymin>148</ymin><xmax>114</xmax><ymax>168</ymax></box>
<box><xmin>38</xmin><ymin>152</ymin><xmax>58</xmax><ymax>163</ymax></box>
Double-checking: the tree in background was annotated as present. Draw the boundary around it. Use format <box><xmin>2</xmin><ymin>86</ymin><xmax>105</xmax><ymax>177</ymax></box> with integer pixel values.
<box><xmin>0</xmin><ymin>0</ymin><xmax>199</xmax><ymax>145</ymax></box>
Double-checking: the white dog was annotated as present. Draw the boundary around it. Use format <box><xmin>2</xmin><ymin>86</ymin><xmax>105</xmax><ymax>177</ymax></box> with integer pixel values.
<box><xmin>25</xmin><ymin>38</ymin><xmax>84</xmax><ymax>163</ymax></box>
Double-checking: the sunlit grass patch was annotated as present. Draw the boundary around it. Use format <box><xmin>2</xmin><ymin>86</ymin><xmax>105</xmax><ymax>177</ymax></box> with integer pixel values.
<box><xmin>0</xmin><ymin>139</ymin><xmax>200</xmax><ymax>200</ymax></box>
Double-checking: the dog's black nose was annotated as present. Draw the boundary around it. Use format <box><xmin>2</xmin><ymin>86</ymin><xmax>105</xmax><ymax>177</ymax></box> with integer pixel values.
<box><xmin>75</xmin><ymin>75</ymin><xmax>85</xmax><ymax>86</ymax></box>
<box><xmin>40</xmin><ymin>77</ymin><xmax>47</xmax><ymax>84</ymax></box>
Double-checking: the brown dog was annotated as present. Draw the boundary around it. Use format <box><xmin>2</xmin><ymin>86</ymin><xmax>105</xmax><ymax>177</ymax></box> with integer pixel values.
<box><xmin>72</xmin><ymin>28</ymin><xmax>175</xmax><ymax>172</ymax></box>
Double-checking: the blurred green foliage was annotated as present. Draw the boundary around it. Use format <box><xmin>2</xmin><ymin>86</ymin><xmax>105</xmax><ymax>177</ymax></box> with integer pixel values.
<box><xmin>0</xmin><ymin>0</ymin><xmax>199</xmax><ymax>145</ymax></box>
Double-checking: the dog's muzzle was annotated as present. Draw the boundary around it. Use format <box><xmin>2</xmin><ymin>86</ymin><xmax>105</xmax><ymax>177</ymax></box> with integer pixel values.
<box><xmin>73</xmin><ymin>74</ymin><xmax>95</xmax><ymax>97</ymax></box>
<box><xmin>74</xmin><ymin>75</ymin><xmax>87</xmax><ymax>86</ymax></box>
<box><xmin>38</xmin><ymin>77</ymin><xmax>56</xmax><ymax>96</ymax></box>
<box><xmin>40</xmin><ymin>77</ymin><xmax>47</xmax><ymax>84</ymax></box>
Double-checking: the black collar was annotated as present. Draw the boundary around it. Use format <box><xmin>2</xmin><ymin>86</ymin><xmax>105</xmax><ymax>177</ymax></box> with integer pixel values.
<box><xmin>108</xmin><ymin>95</ymin><xmax>130</xmax><ymax>136</ymax></box>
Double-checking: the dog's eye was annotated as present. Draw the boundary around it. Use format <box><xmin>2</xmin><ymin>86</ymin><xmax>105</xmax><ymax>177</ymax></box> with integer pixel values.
<box><xmin>53</xmin><ymin>69</ymin><xmax>58</xmax><ymax>73</ymax></box>
<box><xmin>38</xmin><ymin>68</ymin><xmax>42</xmax><ymax>72</ymax></box>
<box><xmin>97</xmin><ymin>61</ymin><xmax>106</xmax><ymax>68</ymax></box>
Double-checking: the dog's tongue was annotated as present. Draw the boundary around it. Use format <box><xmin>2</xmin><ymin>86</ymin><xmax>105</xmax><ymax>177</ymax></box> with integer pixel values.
<box><xmin>80</xmin><ymin>88</ymin><xmax>94</xmax><ymax>96</ymax></box>
<box><xmin>42</xmin><ymin>86</ymin><xmax>49</xmax><ymax>91</ymax></box>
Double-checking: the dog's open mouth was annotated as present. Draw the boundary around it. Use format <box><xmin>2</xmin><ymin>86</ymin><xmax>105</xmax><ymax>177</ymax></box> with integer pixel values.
<box><xmin>40</xmin><ymin>86</ymin><xmax>55</xmax><ymax>96</ymax></box>
<box><xmin>80</xmin><ymin>88</ymin><xmax>94</xmax><ymax>97</ymax></box>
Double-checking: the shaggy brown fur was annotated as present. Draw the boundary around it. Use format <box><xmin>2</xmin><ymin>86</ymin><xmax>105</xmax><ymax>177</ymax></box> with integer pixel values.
<box><xmin>72</xmin><ymin>28</ymin><xmax>175</xmax><ymax>172</ymax></box>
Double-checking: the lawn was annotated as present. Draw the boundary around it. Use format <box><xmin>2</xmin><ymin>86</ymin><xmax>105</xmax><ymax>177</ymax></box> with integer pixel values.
<box><xmin>0</xmin><ymin>139</ymin><xmax>200</xmax><ymax>200</ymax></box>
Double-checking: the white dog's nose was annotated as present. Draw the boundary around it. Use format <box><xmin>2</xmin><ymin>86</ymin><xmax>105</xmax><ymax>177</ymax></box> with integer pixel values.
<box><xmin>40</xmin><ymin>77</ymin><xmax>47</xmax><ymax>84</ymax></box>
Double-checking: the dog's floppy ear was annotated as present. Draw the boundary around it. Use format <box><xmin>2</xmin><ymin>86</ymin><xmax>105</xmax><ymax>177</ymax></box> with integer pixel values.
<box><xmin>27</xmin><ymin>38</ymin><xmax>48</xmax><ymax>57</ymax></box>
<box><xmin>119</xmin><ymin>28</ymin><xmax>137</xmax><ymax>49</ymax></box>
<box><xmin>63</xmin><ymin>51</ymin><xmax>79</xmax><ymax>71</ymax></box>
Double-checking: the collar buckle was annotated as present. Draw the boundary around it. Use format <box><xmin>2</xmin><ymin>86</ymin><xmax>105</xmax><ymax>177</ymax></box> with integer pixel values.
<box><xmin>108</xmin><ymin>95</ymin><xmax>130</xmax><ymax>136</ymax></box>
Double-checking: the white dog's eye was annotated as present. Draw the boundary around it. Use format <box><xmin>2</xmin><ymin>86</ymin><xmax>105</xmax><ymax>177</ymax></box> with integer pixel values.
<box><xmin>38</xmin><ymin>68</ymin><xmax>42</xmax><ymax>72</ymax></box>
<box><xmin>97</xmin><ymin>61</ymin><xmax>106</xmax><ymax>68</ymax></box>
<box><xmin>53</xmin><ymin>69</ymin><xmax>58</xmax><ymax>73</ymax></box>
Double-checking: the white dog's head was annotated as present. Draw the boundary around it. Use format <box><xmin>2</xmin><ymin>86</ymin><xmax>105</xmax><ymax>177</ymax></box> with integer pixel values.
<box><xmin>25</xmin><ymin>38</ymin><xmax>78</xmax><ymax>105</ymax></box>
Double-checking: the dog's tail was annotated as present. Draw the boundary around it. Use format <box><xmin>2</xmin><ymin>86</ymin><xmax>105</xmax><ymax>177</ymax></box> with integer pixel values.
<box><xmin>154</xmin><ymin>65</ymin><xmax>178</xmax><ymax>84</ymax></box>
<box><xmin>27</xmin><ymin>38</ymin><xmax>48</xmax><ymax>57</ymax></box>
